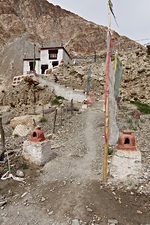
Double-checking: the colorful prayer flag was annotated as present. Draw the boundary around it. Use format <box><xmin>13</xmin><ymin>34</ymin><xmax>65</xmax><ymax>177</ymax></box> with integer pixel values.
<box><xmin>114</xmin><ymin>55</ymin><xmax>122</xmax><ymax>98</ymax></box>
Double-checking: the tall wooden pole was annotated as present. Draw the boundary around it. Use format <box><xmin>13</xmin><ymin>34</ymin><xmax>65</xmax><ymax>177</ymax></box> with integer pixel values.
<box><xmin>103</xmin><ymin>1</ymin><xmax>112</xmax><ymax>181</ymax></box>
<box><xmin>103</xmin><ymin>47</ymin><xmax>110</xmax><ymax>181</ymax></box>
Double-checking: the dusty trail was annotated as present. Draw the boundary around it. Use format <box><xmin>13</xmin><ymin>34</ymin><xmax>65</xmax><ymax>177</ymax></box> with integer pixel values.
<box><xmin>0</xmin><ymin>101</ymin><xmax>150</xmax><ymax>225</ymax></box>
<box><xmin>42</xmin><ymin>101</ymin><xmax>104</xmax><ymax>183</ymax></box>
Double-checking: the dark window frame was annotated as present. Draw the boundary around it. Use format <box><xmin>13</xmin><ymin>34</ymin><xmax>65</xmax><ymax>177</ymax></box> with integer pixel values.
<box><xmin>48</xmin><ymin>49</ymin><xmax>58</xmax><ymax>59</ymax></box>
<box><xmin>52</xmin><ymin>61</ymin><xmax>59</xmax><ymax>67</ymax></box>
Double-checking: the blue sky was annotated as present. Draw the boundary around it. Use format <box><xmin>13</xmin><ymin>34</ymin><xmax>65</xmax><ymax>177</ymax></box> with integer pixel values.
<box><xmin>48</xmin><ymin>0</ymin><xmax>150</xmax><ymax>44</ymax></box>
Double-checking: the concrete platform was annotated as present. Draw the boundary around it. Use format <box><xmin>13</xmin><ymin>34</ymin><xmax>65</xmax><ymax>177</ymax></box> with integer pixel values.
<box><xmin>23</xmin><ymin>140</ymin><xmax>52</xmax><ymax>166</ymax></box>
<box><xmin>110</xmin><ymin>150</ymin><xmax>142</xmax><ymax>182</ymax></box>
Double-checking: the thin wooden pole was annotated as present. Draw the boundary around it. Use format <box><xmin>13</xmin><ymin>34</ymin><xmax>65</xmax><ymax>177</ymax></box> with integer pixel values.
<box><xmin>33</xmin><ymin>43</ymin><xmax>36</xmax><ymax>71</ymax></box>
<box><xmin>60</xmin><ymin>106</ymin><xmax>63</xmax><ymax>126</ymax></box>
<box><xmin>87</xmin><ymin>66</ymin><xmax>91</xmax><ymax>96</ymax></box>
<box><xmin>103</xmin><ymin>51</ymin><xmax>109</xmax><ymax>182</ymax></box>
<box><xmin>33</xmin><ymin>90</ymin><xmax>36</xmax><ymax>114</ymax></box>
<box><xmin>42</xmin><ymin>105</ymin><xmax>44</xmax><ymax>117</ymax></box>
<box><xmin>71</xmin><ymin>99</ymin><xmax>73</xmax><ymax>115</ymax></box>
<box><xmin>53</xmin><ymin>108</ymin><xmax>57</xmax><ymax>133</ymax></box>
<box><xmin>33</xmin><ymin>118</ymin><xmax>36</xmax><ymax>127</ymax></box>
<box><xmin>108</xmin><ymin>0</ymin><xmax>112</xmax><ymax>30</ymax></box>
<box><xmin>0</xmin><ymin>115</ymin><xmax>5</xmax><ymax>159</ymax></box>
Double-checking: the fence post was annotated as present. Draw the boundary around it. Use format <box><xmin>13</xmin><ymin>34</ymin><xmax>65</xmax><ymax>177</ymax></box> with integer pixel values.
<box><xmin>42</xmin><ymin>105</ymin><xmax>44</xmax><ymax>117</ymax></box>
<box><xmin>33</xmin><ymin>90</ymin><xmax>36</xmax><ymax>114</ymax></box>
<box><xmin>71</xmin><ymin>99</ymin><xmax>74</xmax><ymax>115</ymax></box>
<box><xmin>0</xmin><ymin>115</ymin><xmax>5</xmax><ymax>159</ymax></box>
<box><xmin>60</xmin><ymin>106</ymin><xmax>63</xmax><ymax>126</ymax></box>
<box><xmin>53</xmin><ymin>108</ymin><xmax>58</xmax><ymax>133</ymax></box>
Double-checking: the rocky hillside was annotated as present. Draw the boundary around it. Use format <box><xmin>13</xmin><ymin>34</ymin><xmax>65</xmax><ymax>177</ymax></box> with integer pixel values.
<box><xmin>0</xmin><ymin>0</ymin><xmax>140</xmax><ymax>87</ymax></box>
<box><xmin>47</xmin><ymin>47</ymin><xmax>150</xmax><ymax>104</ymax></box>
<box><xmin>0</xmin><ymin>0</ymin><xmax>138</xmax><ymax>54</ymax></box>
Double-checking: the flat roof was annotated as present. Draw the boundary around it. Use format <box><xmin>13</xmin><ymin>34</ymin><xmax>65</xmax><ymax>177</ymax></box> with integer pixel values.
<box><xmin>40</xmin><ymin>46</ymin><xmax>71</xmax><ymax>59</ymax></box>
<box><xmin>23</xmin><ymin>58</ymin><xmax>40</xmax><ymax>61</ymax></box>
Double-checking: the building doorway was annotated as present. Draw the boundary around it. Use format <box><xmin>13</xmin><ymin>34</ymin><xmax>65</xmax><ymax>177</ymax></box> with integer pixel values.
<box><xmin>29</xmin><ymin>61</ymin><xmax>34</xmax><ymax>71</ymax></box>
<box><xmin>41</xmin><ymin>64</ymin><xmax>48</xmax><ymax>74</ymax></box>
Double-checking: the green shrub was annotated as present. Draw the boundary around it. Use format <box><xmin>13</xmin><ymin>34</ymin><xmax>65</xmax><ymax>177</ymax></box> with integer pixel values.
<box><xmin>130</xmin><ymin>101</ymin><xmax>150</xmax><ymax>114</ymax></box>
<box><xmin>51</xmin><ymin>96</ymin><xmax>64</xmax><ymax>106</ymax></box>
<box><xmin>22</xmin><ymin>163</ymin><xmax>29</xmax><ymax>170</ymax></box>
<box><xmin>40</xmin><ymin>117</ymin><xmax>47</xmax><ymax>122</ymax></box>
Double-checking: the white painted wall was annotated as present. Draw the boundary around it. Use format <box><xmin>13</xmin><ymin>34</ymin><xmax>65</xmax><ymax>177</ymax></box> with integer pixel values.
<box><xmin>40</xmin><ymin>49</ymin><xmax>64</xmax><ymax>73</ymax></box>
<box><xmin>63</xmin><ymin>50</ymin><xmax>72</xmax><ymax>64</ymax></box>
<box><xmin>52</xmin><ymin>85</ymin><xmax>86</xmax><ymax>102</ymax></box>
<box><xmin>23</xmin><ymin>60</ymin><xmax>40</xmax><ymax>74</ymax></box>
<box><xmin>40</xmin><ymin>48</ymin><xmax>71</xmax><ymax>73</ymax></box>
<box><xmin>110</xmin><ymin>150</ymin><xmax>142</xmax><ymax>183</ymax></box>
<box><xmin>23</xmin><ymin>48</ymin><xmax>71</xmax><ymax>75</ymax></box>
<box><xmin>23</xmin><ymin>140</ymin><xmax>52</xmax><ymax>166</ymax></box>
<box><xmin>57</xmin><ymin>49</ymin><xmax>63</xmax><ymax>64</ymax></box>
<box><xmin>40</xmin><ymin>49</ymin><xmax>50</xmax><ymax>68</ymax></box>
<box><xmin>36</xmin><ymin>61</ymin><xmax>41</xmax><ymax>74</ymax></box>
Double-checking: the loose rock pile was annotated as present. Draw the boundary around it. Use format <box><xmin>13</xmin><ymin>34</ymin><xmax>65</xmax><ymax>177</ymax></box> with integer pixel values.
<box><xmin>120</xmin><ymin>48</ymin><xmax>150</xmax><ymax>104</ymax></box>
<box><xmin>0</xmin><ymin>79</ymin><xmax>54</xmax><ymax>116</ymax></box>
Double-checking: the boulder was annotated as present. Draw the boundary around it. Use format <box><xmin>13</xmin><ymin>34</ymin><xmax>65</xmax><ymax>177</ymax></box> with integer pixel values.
<box><xmin>10</xmin><ymin>115</ymin><xmax>42</xmax><ymax>129</ymax></box>
<box><xmin>12</xmin><ymin>124</ymin><xmax>31</xmax><ymax>137</ymax></box>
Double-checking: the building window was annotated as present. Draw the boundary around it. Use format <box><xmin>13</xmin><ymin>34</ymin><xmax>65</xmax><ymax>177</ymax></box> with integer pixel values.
<box><xmin>41</xmin><ymin>64</ymin><xmax>48</xmax><ymax>74</ymax></box>
<box><xmin>29</xmin><ymin>61</ymin><xmax>34</xmax><ymax>71</ymax></box>
<box><xmin>52</xmin><ymin>61</ymin><xmax>59</xmax><ymax>67</ymax></box>
<box><xmin>49</xmin><ymin>50</ymin><xmax>58</xmax><ymax>59</ymax></box>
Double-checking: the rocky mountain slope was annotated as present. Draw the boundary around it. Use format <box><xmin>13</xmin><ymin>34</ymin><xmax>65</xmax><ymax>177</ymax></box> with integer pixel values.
<box><xmin>46</xmin><ymin>47</ymin><xmax>150</xmax><ymax>104</ymax></box>
<box><xmin>0</xmin><ymin>0</ymin><xmax>137</xmax><ymax>54</ymax></box>
<box><xmin>0</xmin><ymin>0</ymin><xmax>139</xmax><ymax>86</ymax></box>
<box><xmin>1</xmin><ymin>0</ymin><xmax>149</xmax><ymax>106</ymax></box>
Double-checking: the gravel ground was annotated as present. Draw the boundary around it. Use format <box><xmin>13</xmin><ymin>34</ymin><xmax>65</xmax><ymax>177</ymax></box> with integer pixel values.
<box><xmin>0</xmin><ymin>101</ymin><xmax>150</xmax><ymax>225</ymax></box>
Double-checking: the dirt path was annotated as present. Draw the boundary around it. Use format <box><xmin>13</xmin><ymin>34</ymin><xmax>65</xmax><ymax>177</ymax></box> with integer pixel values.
<box><xmin>38</xmin><ymin>76</ymin><xmax>86</xmax><ymax>102</ymax></box>
<box><xmin>42</xmin><ymin>101</ymin><xmax>103</xmax><ymax>182</ymax></box>
<box><xmin>0</xmin><ymin>101</ymin><xmax>150</xmax><ymax>225</ymax></box>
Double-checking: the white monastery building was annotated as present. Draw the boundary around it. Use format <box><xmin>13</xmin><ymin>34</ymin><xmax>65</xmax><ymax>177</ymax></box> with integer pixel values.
<box><xmin>23</xmin><ymin>47</ymin><xmax>72</xmax><ymax>75</ymax></box>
